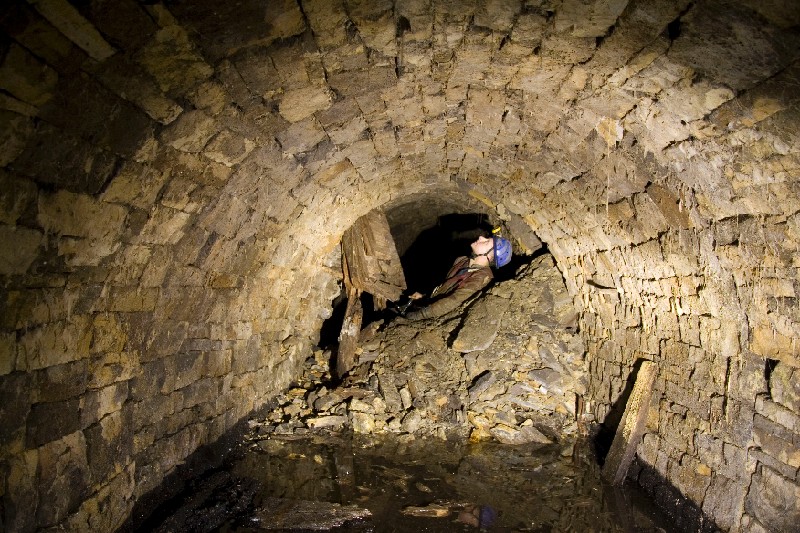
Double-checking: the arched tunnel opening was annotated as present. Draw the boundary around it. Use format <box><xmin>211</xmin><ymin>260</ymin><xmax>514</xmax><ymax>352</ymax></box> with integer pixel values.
<box><xmin>136</xmin><ymin>196</ymin><xmax>657</xmax><ymax>532</ymax></box>
<box><xmin>1</xmin><ymin>0</ymin><xmax>799</xmax><ymax>531</ymax></box>
<box><xmin>319</xmin><ymin>198</ymin><xmax>543</xmax><ymax>351</ymax></box>
<box><xmin>132</xmin><ymin>191</ymin><xmax>681</xmax><ymax>531</ymax></box>
<box><xmin>392</xmin><ymin>212</ymin><xmax>495</xmax><ymax>296</ymax></box>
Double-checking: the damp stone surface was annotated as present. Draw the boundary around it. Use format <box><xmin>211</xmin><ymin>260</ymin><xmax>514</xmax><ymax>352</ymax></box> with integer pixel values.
<box><xmin>1</xmin><ymin>1</ymin><xmax>799</xmax><ymax>531</ymax></box>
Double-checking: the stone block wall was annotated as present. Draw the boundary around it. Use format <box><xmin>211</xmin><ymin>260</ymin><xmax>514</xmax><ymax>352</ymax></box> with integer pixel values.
<box><xmin>0</xmin><ymin>1</ymin><xmax>798</xmax><ymax>531</ymax></box>
<box><xmin>0</xmin><ymin>1</ymin><xmax>350</xmax><ymax>529</ymax></box>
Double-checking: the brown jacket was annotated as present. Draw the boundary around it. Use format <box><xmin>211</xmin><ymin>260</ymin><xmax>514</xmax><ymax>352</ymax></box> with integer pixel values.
<box><xmin>406</xmin><ymin>257</ymin><xmax>493</xmax><ymax>320</ymax></box>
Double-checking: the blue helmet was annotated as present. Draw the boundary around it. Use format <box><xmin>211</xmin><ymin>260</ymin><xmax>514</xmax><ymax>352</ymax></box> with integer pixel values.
<box><xmin>493</xmin><ymin>236</ymin><xmax>512</xmax><ymax>268</ymax></box>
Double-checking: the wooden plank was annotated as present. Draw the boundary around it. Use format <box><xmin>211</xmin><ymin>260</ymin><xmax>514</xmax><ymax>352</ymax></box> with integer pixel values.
<box><xmin>336</xmin><ymin>286</ymin><xmax>362</xmax><ymax>378</ymax></box>
<box><xmin>337</xmin><ymin>208</ymin><xmax>405</xmax><ymax>376</ymax></box>
<box><xmin>601</xmin><ymin>360</ymin><xmax>658</xmax><ymax>485</ymax></box>
<box><xmin>336</xmin><ymin>251</ymin><xmax>361</xmax><ymax>378</ymax></box>
<box><xmin>342</xmin><ymin>209</ymin><xmax>406</xmax><ymax>302</ymax></box>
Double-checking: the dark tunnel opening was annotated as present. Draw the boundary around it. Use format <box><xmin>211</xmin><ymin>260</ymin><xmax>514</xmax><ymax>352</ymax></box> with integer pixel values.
<box><xmin>392</xmin><ymin>212</ymin><xmax>546</xmax><ymax>294</ymax></box>
<box><xmin>394</xmin><ymin>212</ymin><xmax>494</xmax><ymax>296</ymax></box>
<box><xmin>318</xmin><ymin>213</ymin><xmax>491</xmax><ymax>351</ymax></box>
<box><xmin>318</xmin><ymin>211</ymin><xmax>546</xmax><ymax>351</ymax></box>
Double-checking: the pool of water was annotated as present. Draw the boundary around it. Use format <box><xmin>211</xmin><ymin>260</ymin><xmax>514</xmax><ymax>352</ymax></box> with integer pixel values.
<box><xmin>145</xmin><ymin>432</ymin><xmax>676</xmax><ymax>532</ymax></box>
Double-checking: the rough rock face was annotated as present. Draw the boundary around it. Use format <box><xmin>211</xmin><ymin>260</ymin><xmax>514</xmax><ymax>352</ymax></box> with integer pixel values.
<box><xmin>1</xmin><ymin>0</ymin><xmax>799</xmax><ymax>530</ymax></box>
<box><xmin>251</xmin><ymin>255</ymin><xmax>586</xmax><ymax>446</ymax></box>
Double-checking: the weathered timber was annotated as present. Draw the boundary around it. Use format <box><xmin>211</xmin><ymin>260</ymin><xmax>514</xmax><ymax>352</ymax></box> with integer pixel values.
<box><xmin>602</xmin><ymin>360</ymin><xmax>657</xmax><ymax>485</ymax></box>
<box><xmin>341</xmin><ymin>209</ymin><xmax>406</xmax><ymax>304</ymax></box>
<box><xmin>336</xmin><ymin>246</ymin><xmax>363</xmax><ymax>379</ymax></box>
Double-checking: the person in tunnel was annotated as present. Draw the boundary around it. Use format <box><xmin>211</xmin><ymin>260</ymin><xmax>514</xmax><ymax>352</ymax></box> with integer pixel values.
<box><xmin>397</xmin><ymin>231</ymin><xmax>512</xmax><ymax>321</ymax></box>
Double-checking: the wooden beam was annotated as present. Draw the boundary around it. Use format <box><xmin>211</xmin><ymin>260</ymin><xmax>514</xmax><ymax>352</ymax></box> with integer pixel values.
<box><xmin>341</xmin><ymin>209</ymin><xmax>406</xmax><ymax>302</ymax></box>
<box><xmin>336</xmin><ymin>208</ymin><xmax>406</xmax><ymax>377</ymax></box>
<box><xmin>601</xmin><ymin>360</ymin><xmax>657</xmax><ymax>485</ymax></box>
<box><xmin>336</xmin><ymin>252</ymin><xmax>362</xmax><ymax>378</ymax></box>
<box><xmin>335</xmin><ymin>287</ymin><xmax>363</xmax><ymax>379</ymax></box>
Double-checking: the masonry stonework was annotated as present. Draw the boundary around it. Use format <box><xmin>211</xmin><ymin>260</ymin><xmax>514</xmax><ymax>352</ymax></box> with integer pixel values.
<box><xmin>0</xmin><ymin>1</ymin><xmax>798</xmax><ymax>531</ymax></box>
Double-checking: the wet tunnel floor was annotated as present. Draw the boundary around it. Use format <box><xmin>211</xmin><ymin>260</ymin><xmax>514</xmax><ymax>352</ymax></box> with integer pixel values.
<box><xmin>143</xmin><ymin>432</ymin><xmax>678</xmax><ymax>532</ymax></box>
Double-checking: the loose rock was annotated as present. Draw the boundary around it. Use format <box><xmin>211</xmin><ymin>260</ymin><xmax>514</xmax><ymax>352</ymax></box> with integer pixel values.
<box><xmin>252</xmin><ymin>498</ymin><xmax>371</xmax><ymax>530</ymax></box>
<box><xmin>246</xmin><ymin>255</ymin><xmax>586</xmax><ymax>446</ymax></box>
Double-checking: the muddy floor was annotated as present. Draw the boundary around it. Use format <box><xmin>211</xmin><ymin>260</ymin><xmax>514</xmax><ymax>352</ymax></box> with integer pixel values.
<box><xmin>142</xmin><ymin>432</ymin><xmax>677</xmax><ymax>532</ymax></box>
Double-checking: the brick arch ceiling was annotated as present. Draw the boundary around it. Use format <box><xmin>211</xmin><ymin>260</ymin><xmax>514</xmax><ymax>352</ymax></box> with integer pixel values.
<box><xmin>169</xmin><ymin>0</ymin><xmax>798</xmax><ymax>369</ymax></box>
<box><xmin>2</xmin><ymin>1</ymin><xmax>800</xmax><ymax>530</ymax></box>
<box><xmin>3</xmin><ymin>0</ymin><xmax>799</xmax><ymax>448</ymax></box>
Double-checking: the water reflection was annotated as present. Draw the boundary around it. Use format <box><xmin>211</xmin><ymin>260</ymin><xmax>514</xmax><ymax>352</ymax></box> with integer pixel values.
<box><xmin>150</xmin><ymin>433</ymin><xmax>674</xmax><ymax>532</ymax></box>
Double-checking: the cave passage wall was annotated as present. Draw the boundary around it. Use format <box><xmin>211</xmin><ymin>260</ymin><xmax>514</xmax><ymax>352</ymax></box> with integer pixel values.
<box><xmin>1</xmin><ymin>0</ymin><xmax>799</xmax><ymax>531</ymax></box>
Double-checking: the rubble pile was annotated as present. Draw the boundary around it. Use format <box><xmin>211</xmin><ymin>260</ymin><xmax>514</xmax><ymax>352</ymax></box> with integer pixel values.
<box><xmin>249</xmin><ymin>255</ymin><xmax>588</xmax><ymax>445</ymax></box>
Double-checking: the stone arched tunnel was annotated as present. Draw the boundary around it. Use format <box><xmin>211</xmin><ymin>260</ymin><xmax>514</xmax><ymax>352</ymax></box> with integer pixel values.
<box><xmin>1</xmin><ymin>0</ymin><xmax>799</xmax><ymax>531</ymax></box>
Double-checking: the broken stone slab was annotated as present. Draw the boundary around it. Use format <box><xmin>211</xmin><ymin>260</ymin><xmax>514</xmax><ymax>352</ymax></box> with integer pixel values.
<box><xmin>266</xmin><ymin>409</ymin><xmax>284</xmax><ymax>423</ymax></box>
<box><xmin>492</xmin><ymin>410</ymin><xmax>517</xmax><ymax>428</ymax></box>
<box><xmin>305</xmin><ymin>386</ymin><xmax>327</xmax><ymax>408</ymax></box>
<box><xmin>401</xmin><ymin>410</ymin><xmax>423</xmax><ymax>433</ymax></box>
<box><xmin>312</xmin><ymin>394</ymin><xmax>338</xmax><ymax>413</ymax></box>
<box><xmin>371</xmin><ymin>396</ymin><xmax>387</xmax><ymax>414</ymax></box>
<box><xmin>348</xmin><ymin>397</ymin><xmax>374</xmax><ymax>413</ymax></box>
<box><xmin>278</xmin><ymin>85</ymin><xmax>333</xmax><ymax>123</ymax></box>
<box><xmin>399</xmin><ymin>387</ymin><xmax>413</xmax><ymax>410</ymax></box>
<box><xmin>350</xmin><ymin>412</ymin><xmax>376</xmax><ymax>434</ymax></box>
<box><xmin>468</xmin><ymin>371</ymin><xmax>497</xmax><ymax>400</ymax></box>
<box><xmin>160</xmin><ymin>109</ymin><xmax>216</xmax><ymax>153</ymax></box>
<box><xmin>768</xmin><ymin>362</ymin><xmax>800</xmax><ymax>412</ymax></box>
<box><xmin>30</xmin><ymin>0</ymin><xmax>116</xmax><ymax>61</ymax></box>
<box><xmin>306</xmin><ymin>416</ymin><xmax>348</xmax><ymax>429</ymax></box>
<box><xmin>528</xmin><ymin>368</ymin><xmax>565</xmax><ymax>394</ymax></box>
<box><xmin>252</xmin><ymin>498</ymin><xmax>371</xmax><ymax>530</ymax></box>
<box><xmin>401</xmin><ymin>503</ymin><xmax>451</xmax><ymax>517</ymax></box>
<box><xmin>451</xmin><ymin>294</ymin><xmax>511</xmax><ymax>353</ymax></box>
<box><xmin>506</xmin><ymin>395</ymin><xmax>546</xmax><ymax>411</ymax></box>
<box><xmin>471</xmin><ymin>380</ymin><xmax>506</xmax><ymax>403</ymax></box>
<box><xmin>464</xmin><ymin>352</ymin><xmax>516</xmax><ymax>380</ymax></box>
<box><xmin>358</xmin><ymin>350</ymin><xmax>379</xmax><ymax>364</ymax></box>
<box><xmin>312</xmin><ymin>387</ymin><xmax>369</xmax><ymax>412</ymax></box>
<box><xmin>273</xmin><ymin>422</ymin><xmax>306</xmax><ymax>436</ymax></box>
<box><xmin>490</xmin><ymin>424</ymin><xmax>552</xmax><ymax>445</ymax></box>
